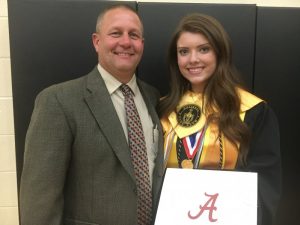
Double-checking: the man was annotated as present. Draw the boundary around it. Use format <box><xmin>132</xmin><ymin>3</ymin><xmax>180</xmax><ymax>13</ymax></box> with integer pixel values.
<box><xmin>20</xmin><ymin>4</ymin><xmax>163</xmax><ymax>225</ymax></box>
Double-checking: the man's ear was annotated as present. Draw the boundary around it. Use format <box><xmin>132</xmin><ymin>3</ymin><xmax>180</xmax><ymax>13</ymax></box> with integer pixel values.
<box><xmin>92</xmin><ymin>33</ymin><xmax>100</xmax><ymax>52</ymax></box>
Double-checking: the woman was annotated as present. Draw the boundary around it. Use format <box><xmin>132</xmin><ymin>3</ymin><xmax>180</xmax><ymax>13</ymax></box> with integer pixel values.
<box><xmin>158</xmin><ymin>13</ymin><xmax>281</xmax><ymax>225</ymax></box>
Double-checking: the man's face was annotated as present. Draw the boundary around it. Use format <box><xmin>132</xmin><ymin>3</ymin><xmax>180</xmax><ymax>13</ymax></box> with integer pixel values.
<box><xmin>92</xmin><ymin>7</ymin><xmax>144</xmax><ymax>83</ymax></box>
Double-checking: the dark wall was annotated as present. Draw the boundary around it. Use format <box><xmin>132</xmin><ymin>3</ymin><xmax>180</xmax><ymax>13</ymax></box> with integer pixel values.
<box><xmin>8</xmin><ymin>0</ymin><xmax>136</xmax><ymax>186</ymax></box>
<box><xmin>138</xmin><ymin>3</ymin><xmax>256</xmax><ymax>95</ymax></box>
<box><xmin>7</xmin><ymin>1</ymin><xmax>300</xmax><ymax>225</ymax></box>
<box><xmin>254</xmin><ymin>7</ymin><xmax>300</xmax><ymax>225</ymax></box>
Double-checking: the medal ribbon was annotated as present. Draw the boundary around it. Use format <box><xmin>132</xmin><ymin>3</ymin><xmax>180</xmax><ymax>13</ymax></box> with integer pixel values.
<box><xmin>182</xmin><ymin>131</ymin><xmax>202</xmax><ymax>158</ymax></box>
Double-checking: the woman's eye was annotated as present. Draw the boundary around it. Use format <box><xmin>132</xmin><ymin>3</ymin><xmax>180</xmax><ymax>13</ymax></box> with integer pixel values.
<box><xmin>178</xmin><ymin>49</ymin><xmax>189</xmax><ymax>56</ymax></box>
<box><xmin>199</xmin><ymin>46</ymin><xmax>210</xmax><ymax>53</ymax></box>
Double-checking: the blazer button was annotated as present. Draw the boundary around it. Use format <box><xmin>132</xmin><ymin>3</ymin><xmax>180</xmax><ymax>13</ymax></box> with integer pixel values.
<box><xmin>133</xmin><ymin>187</ymin><xmax>137</xmax><ymax>194</ymax></box>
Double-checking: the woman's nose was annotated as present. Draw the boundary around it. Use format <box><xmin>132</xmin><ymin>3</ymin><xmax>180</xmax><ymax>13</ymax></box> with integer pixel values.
<box><xmin>190</xmin><ymin>51</ymin><xmax>200</xmax><ymax>63</ymax></box>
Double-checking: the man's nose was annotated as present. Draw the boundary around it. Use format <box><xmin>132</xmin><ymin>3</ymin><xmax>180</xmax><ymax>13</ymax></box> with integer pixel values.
<box><xmin>119</xmin><ymin>34</ymin><xmax>131</xmax><ymax>47</ymax></box>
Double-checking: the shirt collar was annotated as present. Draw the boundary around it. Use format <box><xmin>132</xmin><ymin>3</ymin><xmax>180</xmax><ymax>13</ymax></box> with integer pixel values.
<box><xmin>97</xmin><ymin>64</ymin><xmax>138</xmax><ymax>95</ymax></box>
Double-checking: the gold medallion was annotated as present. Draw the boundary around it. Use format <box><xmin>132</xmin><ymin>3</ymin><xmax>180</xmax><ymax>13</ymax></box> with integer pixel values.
<box><xmin>177</xmin><ymin>104</ymin><xmax>201</xmax><ymax>127</ymax></box>
<box><xmin>181</xmin><ymin>159</ymin><xmax>194</xmax><ymax>169</ymax></box>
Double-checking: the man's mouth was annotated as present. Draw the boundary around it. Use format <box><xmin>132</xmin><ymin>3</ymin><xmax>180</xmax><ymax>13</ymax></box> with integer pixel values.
<box><xmin>114</xmin><ymin>52</ymin><xmax>134</xmax><ymax>57</ymax></box>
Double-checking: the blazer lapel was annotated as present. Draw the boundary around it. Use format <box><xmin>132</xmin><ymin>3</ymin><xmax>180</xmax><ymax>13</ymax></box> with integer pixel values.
<box><xmin>137</xmin><ymin>79</ymin><xmax>164</xmax><ymax>177</ymax></box>
<box><xmin>84</xmin><ymin>68</ymin><xmax>135</xmax><ymax>182</ymax></box>
<box><xmin>137</xmin><ymin>79</ymin><xmax>164</xmax><ymax>213</ymax></box>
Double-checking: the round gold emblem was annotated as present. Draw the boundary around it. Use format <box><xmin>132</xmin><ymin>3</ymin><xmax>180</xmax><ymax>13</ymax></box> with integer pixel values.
<box><xmin>181</xmin><ymin>159</ymin><xmax>194</xmax><ymax>169</ymax></box>
<box><xmin>177</xmin><ymin>104</ymin><xmax>201</xmax><ymax>127</ymax></box>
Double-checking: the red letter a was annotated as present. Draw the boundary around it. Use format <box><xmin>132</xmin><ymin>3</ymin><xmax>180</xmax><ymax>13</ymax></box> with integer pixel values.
<box><xmin>188</xmin><ymin>192</ymin><xmax>219</xmax><ymax>222</ymax></box>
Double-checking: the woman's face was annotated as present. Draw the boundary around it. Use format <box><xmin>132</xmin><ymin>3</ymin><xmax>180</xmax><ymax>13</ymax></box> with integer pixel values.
<box><xmin>177</xmin><ymin>31</ymin><xmax>217</xmax><ymax>93</ymax></box>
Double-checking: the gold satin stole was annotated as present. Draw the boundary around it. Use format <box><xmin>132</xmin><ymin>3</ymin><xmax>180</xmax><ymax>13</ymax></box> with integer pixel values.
<box><xmin>162</xmin><ymin>88</ymin><xmax>263</xmax><ymax>170</ymax></box>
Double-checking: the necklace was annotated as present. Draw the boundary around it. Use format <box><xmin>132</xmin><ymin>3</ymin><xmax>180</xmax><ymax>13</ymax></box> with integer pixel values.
<box><xmin>218</xmin><ymin>133</ymin><xmax>224</xmax><ymax>169</ymax></box>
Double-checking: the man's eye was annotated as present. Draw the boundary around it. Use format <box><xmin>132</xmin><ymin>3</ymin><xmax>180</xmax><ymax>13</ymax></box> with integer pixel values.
<box><xmin>110</xmin><ymin>32</ymin><xmax>121</xmax><ymax>37</ymax></box>
<box><xmin>130</xmin><ymin>33</ymin><xmax>141</xmax><ymax>40</ymax></box>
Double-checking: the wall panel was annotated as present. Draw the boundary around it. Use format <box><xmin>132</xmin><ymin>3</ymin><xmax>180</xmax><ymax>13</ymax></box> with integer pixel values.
<box><xmin>254</xmin><ymin>7</ymin><xmax>300</xmax><ymax>225</ymax></box>
<box><xmin>138</xmin><ymin>2</ymin><xmax>257</xmax><ymax>95</ymax></box>
<box><xmin>8</xmin><ymin>0</ymin><xmax>136</xmax><ymax>189</ymax></box>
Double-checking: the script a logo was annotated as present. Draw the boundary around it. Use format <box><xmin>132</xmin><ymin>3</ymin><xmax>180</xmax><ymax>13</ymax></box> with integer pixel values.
<box><xmin>188</xmin><ymin>192</ymin><xmax>219</xmax><ymax>222</ymax></box>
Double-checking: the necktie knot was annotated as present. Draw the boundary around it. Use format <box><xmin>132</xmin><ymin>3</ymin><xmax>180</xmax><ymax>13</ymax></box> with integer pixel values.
<box><xmin>120</xmin><ymin>84</ymin><xmax>133</xmax><ymax>97</ymax></box>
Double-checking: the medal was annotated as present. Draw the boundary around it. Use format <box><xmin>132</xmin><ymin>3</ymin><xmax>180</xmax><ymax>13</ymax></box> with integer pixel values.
<box><xmin>181</xmin><ymin>159</ymin><xmax>194</xmax><ymax>169</ymax></box>
<box><xmin>177</xmin><ymin>125</ymin><xmax>207</xmax><ymax>169</ymax></box>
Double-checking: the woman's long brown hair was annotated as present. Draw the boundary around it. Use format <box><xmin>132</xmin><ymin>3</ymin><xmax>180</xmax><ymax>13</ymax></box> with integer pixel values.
<box><xmin>158</xmin><ymin>13</ymin><xmax>251</xmax><ymax>165</ymax></box>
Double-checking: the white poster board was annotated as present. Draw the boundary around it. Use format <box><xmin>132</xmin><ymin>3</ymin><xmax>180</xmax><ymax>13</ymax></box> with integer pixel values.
<box><xmin>155</xmin><ymin>168</ymin><xmax>257</xmax><ymax>225</ymax></box>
